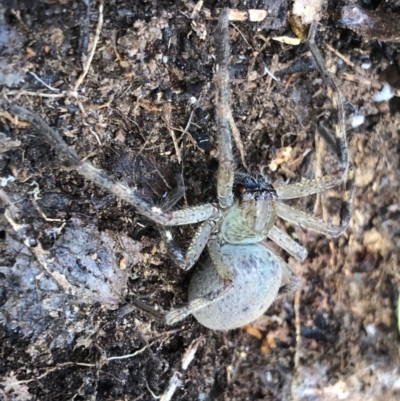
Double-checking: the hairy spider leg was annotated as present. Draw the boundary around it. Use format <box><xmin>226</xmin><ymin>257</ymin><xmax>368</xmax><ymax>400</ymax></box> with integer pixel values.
<box><xmin>5</xmin><ymin>103</ymin><xmax>219</xmax><ymax>227</ymax></box>
<box><xmin>160</xmin><ymin>221</ymin><xmax>215</xmax><ymax>271</ymax></box>
<box><xmin>158</xmin><ymin>8</ymin><xmax>238</xmax><ymax>272</ymax></box>
<box><xmin>156</xmin><ymin>174</ymin><xmax>219</xmax><ymax>271</ymax></box>
<box><xmin>276</xmin><ymin>166</ymin><xmax>354</xmax><ymax>238</ymax></box>
<box><xmin>158</xmin><ymin>10</ymin><xmax>240</xmax><ymax>321</ymax></box>
<box><xmin>267</xmin><ymin>225</ymin><xmax>308</xmax><ymax>261</ymax></box>
<box><xmin>271</xmin><ymin>21</ymin><xmax>355</xmax><ymax>239</ymax></box>
<box><xmin>215</xmin><ymin>8</ymin><xmax>235</xmax><ymax>209</ymax></box>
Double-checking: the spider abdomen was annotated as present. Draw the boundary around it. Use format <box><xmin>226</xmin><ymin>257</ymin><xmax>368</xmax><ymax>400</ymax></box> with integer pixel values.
<box><xmin>188</xmin><ymin>243</ymin><xmax>282</xmax><ymax>330</ymax></box>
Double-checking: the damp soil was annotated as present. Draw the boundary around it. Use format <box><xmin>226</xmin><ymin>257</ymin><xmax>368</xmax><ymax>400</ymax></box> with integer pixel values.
<box><xmin>1</xmin><ymin>1</ymin><xmax>400</xmax><ymax>400</ymax></box>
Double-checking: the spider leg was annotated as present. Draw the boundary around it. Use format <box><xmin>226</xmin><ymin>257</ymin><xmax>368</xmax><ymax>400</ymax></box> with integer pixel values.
<box><xmin>267</xmin><ymin>225</ymin><xmax>308</xmax><ymax>261</ymax></box>
<box><xmin>159</xmin><ymin>173</ymin><xmax>185</xmax><ymax>210</ymax></box>
<box><xmin>215</xmin><ymin>8</ymin><xmax>235</xmax><ymax>209</ymax></box>
<box><xmin>165</xmin><ymin>239</ymin><xmax>234</xmax><ymax>325</ymax></box>
<box><xmin>160</xmin><ymin>220</ymin><xmax>214</xmax><ymax>271</ymax></box>
<box><xmin>6</xmin><ymin>103</ymin><xmax>219</xmax><ymax>226</ymax></box>
<box><xmin>274</xmin><ymin>24</ymin><xmax>356</xmax><ymax>239</ymax></box>
<box><xmin>156</xmin><ymin>175</ymin><xmax>215</xmax><ymax>270</ymax></box>
<box><xmin>263</xmin><ymin>243</ymin><xmax>300</xmax><ymax>298</ymax></box>
<box><xmin>277</xmin><ymin>23</ymin><xmax>353</xmax><ymax>198</ymax></box>
<box><xmin>276</xmin><ymin>171</ymin><xmax>345</xmax><ymax>200</ymax></box>
<box><xmin>278</xmin><ymin>267</ymin><xmax>299</xmax><ymax>297</ymax></box>
<box><xmin>276</xmin><ymin>164</ymin><xmax>355</xmax><ymax>237</ymax></box>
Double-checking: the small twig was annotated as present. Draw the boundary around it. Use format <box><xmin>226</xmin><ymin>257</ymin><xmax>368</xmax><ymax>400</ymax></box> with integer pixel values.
<box><xmin>167</xmin><ymin>125</ymin><xmax>193</xmax><ymax>140</ymax></box>
<box><xmin>184</xmin><ymin>107</ymin><xmax>196</xmax><ymax>133</ymax></box>
<box><xmin>89</xmin><ymin>127</ymin><xmax>102</xmax><ymax>146</ymax></box>
<box><xmin>5</xmin><ymin>90</ymin><xmax>65</xmax><ymax>98</ymax></box>
<box><xmin>228</xmin><ymin>110</ymin><xmax>248</xmax><ymax>169</ymax></box>
<box><xmin>128</xmin><ymin>298</ymin><xmax>166</xmax><ymax>320</ymax></box>
<box><xmin>3</xmin><ymin>207</ymin><xmax>73</xmax><ymax>291</ymax></box>
<box><xmin>190</xmin><ymin>0</ymin><xmax>203</xmax><ymax>19</ymax></box>
<box><xmin>163</xmin><ymin>103</ymin><xmax>182</xmax><ymax>163</ymax></box>
<box><xmin>145</xmin><ymin>379</ymin><xmax>161</xmax><ymax>399</ymax></box>
<box><xmin>90</xmin><ymin>94</ymin><xmax>114</xmax><ymax>110</ymax></box>
<box><xmin>160</xmin><ymin>374</ymin><xmax>181</xmax><ymax>401</ymax></box>
<box><xmin>71</xmin><ymin>0</ymin><xmax>104</xmax><ymax>95</ymax></box>
<box><xmin>28</xmin><ymin>71</ymin><xmax>60</xmax><ymax>92</ymax></box>
<box><xmin>266</xmin><ymin>54</ymin><xmax>279</xmax><ymax>90</ymax></box>
<box><xmin>224</xmin><ymin>8</ymin><xmax>268</xmax><ymax>22</ymax></box>
<box><xmin>325</xmin><ymin>43</ymin><xmax>365</xmax><ymax>77</ymax></box>
<box><xmin>78</xmin><ymin>0</ymin><xmax>91</xmax><ymax>65</ymax></box>
<box><xmin>230</xmin><ymin>21</ymin><xmax>253</xmax><ymax>50</ymax></box>
<box><xmin>148</xmin><ymin>159</ymin><xmax>173</xmax><ymax>190</ymax></box>
<box><xmin>291</xmin><ymin>278</ymin><xmax>303</xmax><ymax>401</ymax></box>
<box><xmin>264</xmin><ymin>64</ymin><xmax>278</xmax><ymax>82</ymax></box>
<box><xmin>160</xmin><ymin>338</ymin><xmax>203</xmax><ymax>401</ymax></box>
<box><xmin>31</xmin><ymin>198</ymin><xmax>65</xmax><ymax>222</ymax></box>
<box><xmin>107</xmin><ymin>344</ymin><xmax>152</xmax><ymax>361</ymax></box>
<box><xmin>0</xmin><ymin>110</ymin><xmax>29</xmax><ymax>127</ymax></box>
<box><xmin>8</xmin><ymin>363</ymin><xmax>76</xmax><ymax>385</ymax></box>
<box><xmin>6</xmin><ymin>344</ymin><xmax>152</xmax><ymax>387</ymax></box>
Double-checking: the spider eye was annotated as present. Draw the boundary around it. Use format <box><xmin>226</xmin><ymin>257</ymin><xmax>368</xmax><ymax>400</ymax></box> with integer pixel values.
<box><xmin>237</xmin><ymin>185</ymin><xmax>246</xmax><ymax>194</ymax></box>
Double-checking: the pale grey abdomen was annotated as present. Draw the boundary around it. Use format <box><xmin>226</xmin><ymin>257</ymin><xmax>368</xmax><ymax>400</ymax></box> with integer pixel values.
<box><xmin>188</xmin><ymin>244</ymin><xmax>281</xmax><ymax>330</ymax></box>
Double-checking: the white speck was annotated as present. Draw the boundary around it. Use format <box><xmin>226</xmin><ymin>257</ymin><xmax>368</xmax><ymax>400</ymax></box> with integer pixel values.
<box><xmin>152</xmin><ymin>206</ymin><xmax>162</xmax><ymax>213</ymax></box>
<box><xmin>189</xmin><ymin>96</ymin><xmax>197</xmax><ymax>105</ymax></box>
<box><xmin>351</xmin><ymin>114</ymin><xmax>365</xmax><ymax>128</ymax></box>
<box><xmin>0</xmin><ymin>175</ymin><xmax>15</xmax><ymax>187</ymax></box>
<box><xmin>373</xmin><ymin>83</ymin><xmax>394</xmax><ymax>102</ymax></box>
<box><xmin>162</xmin><ymin>55</ymin><xmax>168</xmax><ymax>63</ymax></box>
<box><xmin>264</xmin><ymin>66</ymin><xmax>278</xmax><ymax>81</ymax></box>
<box><xmin>165</xmin><ymin>230</ymin><xmax>173</xmax><ymax>241</ymax></box>
<box><xmin>361</xmin><ymin>61</ymin><xmax>371</xmax><ymax>69</ymax></box>
<box><xmin>365</xmin><ymin>323</ymin><xmax>376</xmax><ymax>337</ymax></box>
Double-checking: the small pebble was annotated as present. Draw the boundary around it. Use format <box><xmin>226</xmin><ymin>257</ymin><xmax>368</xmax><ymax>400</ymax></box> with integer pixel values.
<box><xmin>351</xmin><ymin>114</ymin><xmax>365</xmax><ymax>128</ymax></box>
<box><xmin>361</xmin><ymin>61</ymin><xmax>371</xmax><ymax>69</ymax></box>
<box><xmin>373</xmin><ymin>83</ymin><xmax>394</xmax><ymax>102</ymax></box>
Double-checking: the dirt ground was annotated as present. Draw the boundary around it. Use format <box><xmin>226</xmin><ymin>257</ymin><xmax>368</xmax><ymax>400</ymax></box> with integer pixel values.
<box><xmin>1</xmin><ymin>1</ymin><xmax>399</xmax><ymax>400</ymax></box>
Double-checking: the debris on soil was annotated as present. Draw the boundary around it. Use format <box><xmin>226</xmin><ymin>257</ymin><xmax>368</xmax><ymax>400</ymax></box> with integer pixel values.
<box><xmin>0</xmin><ymin>1</ymin><xmax>399</xmax><ymax>400</ymax></box>
<box><xmin>292</xmin><ymin>0</ymin><xmax>323</xmax><ymax>25</ymax></box>
<box><xmin>341</xmin><ymin>5</ymin><xmax>400</xmax><ymax>42</ymax></box>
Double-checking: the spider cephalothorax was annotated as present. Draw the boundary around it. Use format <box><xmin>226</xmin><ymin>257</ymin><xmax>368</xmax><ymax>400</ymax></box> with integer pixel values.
<box><xmin>234</xmin><ymin>172</ymin><xmax>277</xmax><ymax>200</ymax></box>
<box><xmin>222</xmin><ymin>173</ymin><xmax>279</xmax><ymax>244</ymax></box>
<box><xmin>5</xmin><ymin>9</ymin><xmax>354</xmax><ymax>331</ymax></box>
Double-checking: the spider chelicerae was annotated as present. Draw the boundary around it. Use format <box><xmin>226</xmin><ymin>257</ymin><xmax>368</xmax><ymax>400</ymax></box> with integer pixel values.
<box><xmin>6</xmin><ymin>9</ymin><xmax>354</xmax><ymax>330</ymax></box>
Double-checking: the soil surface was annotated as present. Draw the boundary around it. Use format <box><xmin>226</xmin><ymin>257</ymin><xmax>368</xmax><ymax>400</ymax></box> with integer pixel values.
<box><xmin>1</xmin><ymin>1</ymin><xmax>400</xmax><ymax>400</ymax></box>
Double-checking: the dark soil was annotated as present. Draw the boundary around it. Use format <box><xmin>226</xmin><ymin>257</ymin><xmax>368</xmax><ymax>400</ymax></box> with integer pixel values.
<box><xmin>1</xmin><ymin>1</ymin><xmax>399</xmax><ymax>400</ymax></box>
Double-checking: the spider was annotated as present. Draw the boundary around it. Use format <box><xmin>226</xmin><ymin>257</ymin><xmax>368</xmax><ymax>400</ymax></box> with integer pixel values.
<box><xmin>5</xmin><ymin>9</ymin><xmax>354</xmax><ymax>331</ymax></box>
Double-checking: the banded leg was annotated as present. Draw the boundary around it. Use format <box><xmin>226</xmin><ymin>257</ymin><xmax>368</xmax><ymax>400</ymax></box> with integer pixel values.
<box><xmin>215</xmin><ymin>8</ymin><xmax>235</xmax><ymax>209</ymax></box>
<box><xmin>156</xmin><ymin>175</ymin><xmax>214</xmax><ymax>270</ymax></box>
<box><xmin>267</xmin><ymin>225</ymin><xmax>308</xmax><ymax>261</ymax></box>
<box><xmin>276</xmin><ymin>164</ymin><xmax>354</xmax><ymax>238</ymax></box>
<box><xmin>276</xmin><ymin>171</ymin><xmax>345</xmax><ymax>200</ymax></box>
<box><xmin>277</xmin><ymin>24</ymin><xmax>352</xmax><ymax>200</ymax></box>
<box><xmin>5</xmin><ymin>102</ymin><xmax>219</xmax><ymax>226</ymax></box>
<box><xmin>160</xmin><ymin>220</ymin><xmax>214</xmax><ymax>271</ymax></box>
<box><xmin>165</xmin><ymin>239</ymin><xmax>234</xmax><ymax>325</ymax></box>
